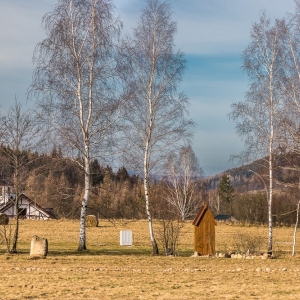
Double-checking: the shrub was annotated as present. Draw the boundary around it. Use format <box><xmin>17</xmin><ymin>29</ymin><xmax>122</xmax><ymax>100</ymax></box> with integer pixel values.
<box><xmin>157</xmin><ymin>219</ymin><xmax>184</xmax><ymax>255</ymax></box>
<box><xmin>233</xmin><ymin>232</ymin><xmax>263</xmax><ymax>254</ymax></box>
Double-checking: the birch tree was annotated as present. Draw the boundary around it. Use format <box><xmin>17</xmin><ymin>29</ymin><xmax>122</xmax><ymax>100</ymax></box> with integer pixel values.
<box><xmin>119</xmin><ymin>0</ymin><xmax>193</xmax><ymax>254</ymax></box>
<box><xmin>163</xmin><ymin>145</ymin><xmax>203</xmax><ymax>220</ymax></box>
<box><xmin>229</xmin><ymin>13</ymin><xmax>285</xmax><ymax>254</ymax></box>
<box><xmin>275</xmin><ymin>5</ymin><xmax>300</xmax><ymax>255</ymax></box>
<box><xmin>30</xmin><ymin>0</ymin><xmax>122</xmax><ymax>251</ymax></box>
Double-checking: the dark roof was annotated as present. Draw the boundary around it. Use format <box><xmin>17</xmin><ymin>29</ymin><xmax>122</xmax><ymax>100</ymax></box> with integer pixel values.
<box><xmin>0</xmin><ymin>179</ymin><xmax>13</xmax><ymax>186</ymax></box>
<box><xmin>43</xmin><ymin>208</ymin><xmax>57</xmax><ymax>219</ymax></box>
<box><xmin>214</xmin><ymin>214</ymin><xmax>237</xmax><ymax>221</ymax></box>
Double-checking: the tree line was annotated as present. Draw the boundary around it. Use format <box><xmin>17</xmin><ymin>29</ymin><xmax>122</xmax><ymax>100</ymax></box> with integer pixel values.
<box><xmin>0</xmin><ymin>144</ymin><xmax>205</xmax><ymax>220</ymax></box>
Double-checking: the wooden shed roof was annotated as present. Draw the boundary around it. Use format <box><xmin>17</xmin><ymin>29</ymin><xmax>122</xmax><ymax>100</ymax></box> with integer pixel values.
<box><xmin>192</xmin><ymin>203</ymin><xmax>208</xmax><ymax>226</ymax></box>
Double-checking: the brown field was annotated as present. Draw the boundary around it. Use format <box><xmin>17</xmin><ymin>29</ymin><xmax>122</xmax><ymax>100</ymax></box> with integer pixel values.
<box><xmin>1</xmin><ymin>219</ymin><xmax>300</xmax><ymax>299</ymax></box>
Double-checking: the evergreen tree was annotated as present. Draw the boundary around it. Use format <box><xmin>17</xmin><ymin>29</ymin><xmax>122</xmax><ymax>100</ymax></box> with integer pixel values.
<box><xmin>218</xmin><ymin>174</ymin><xmax>235</xmax><ymax>215</ymax></box>
<box><xmin>116</xmin><ymin>166</ymin><xmax>129</xmax><ymax>182</ymax></box>
<box><xmin>90</xmin><ymin>159</ymin><xmax>103</xmax><ymax>186</ymax></box>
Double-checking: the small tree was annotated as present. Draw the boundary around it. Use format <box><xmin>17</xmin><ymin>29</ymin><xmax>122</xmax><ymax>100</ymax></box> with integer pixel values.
<box><xmin>0</xmin><ymin>224</ymin><xmax>13</xmax><ymax>254</ymax></box>
<box><xmin>157</xmin><ymin>219</ymin><xmax>184</xmax><ymax>255</ymax></box>
<box><xmin>0</xmin><ymin>100</ymin><xmax>44</xmax><ymax>253</ymax></box>
<box><xmin>163</xmin><ymin>145</ymin><xmax>204</xmax><ymax>220</ymax></box>
<box><xmin>218</xmin><ymin>174</ymin><xmax>235</xmax><ymax>215</ymax></box>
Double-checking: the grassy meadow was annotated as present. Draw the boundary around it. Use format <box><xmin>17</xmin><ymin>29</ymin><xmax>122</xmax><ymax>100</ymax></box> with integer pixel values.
<box><xmin>1</xmin><ymin>219</ymin><xmax>300</xmax><ymax>299</ymax></box>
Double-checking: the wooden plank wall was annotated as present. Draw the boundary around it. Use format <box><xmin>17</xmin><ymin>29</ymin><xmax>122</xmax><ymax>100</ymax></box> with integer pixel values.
<box><xmin>194</xmin><ymin>209</ymin><xmax>215</xmax><ymax>255</ymax></box>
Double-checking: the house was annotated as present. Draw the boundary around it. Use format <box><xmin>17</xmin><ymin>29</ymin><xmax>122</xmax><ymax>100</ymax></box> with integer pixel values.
<box><xmin>0</xmin><ymin>193</ymin><xmax>57</xmax><ymax>220</ymax></box>
<box><xmin>192</xmin><ymin>203</ymin><xmax>216</xmax><ymax>256</ymax></box>
<box><xmin>0</xmin><ymin>178</ymin><xmax>13</xmax><ymax>206</ymax></box>
<box><xmin>214</xmin><ymin>214</ymin><xmax>238</xmax><ymax>222</ymax></box>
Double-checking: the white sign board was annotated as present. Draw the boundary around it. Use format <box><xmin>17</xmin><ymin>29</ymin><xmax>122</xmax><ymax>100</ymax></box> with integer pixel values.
<box><xmin>120</xmin><ymin>230</ymin><xmax>132</xmax><ymax>246</ymax></box>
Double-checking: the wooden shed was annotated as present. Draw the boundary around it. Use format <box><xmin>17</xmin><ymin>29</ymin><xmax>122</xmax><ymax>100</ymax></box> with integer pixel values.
<box><xmin>192</xmin><ymin>203</ymin><xmax>216</xmax><ymax>256</ymax></box>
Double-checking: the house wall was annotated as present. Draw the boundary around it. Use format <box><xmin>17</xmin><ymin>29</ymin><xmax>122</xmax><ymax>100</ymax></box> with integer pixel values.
<box><xmin>1</xmin><ymin>205</ymin><xmax>14</xmax><ymax>217</ymax></box>
<box><xmin>194</xmin><ymin>209</ymin><xmax>215</xmax><ymax>255</ymax></box>
<box><xmin>0</xmin><ymin>185</ymin><xmax>12</xmax><ymax>205</ymax></box>
<box><xmin>2</xmin><ymin>198</ymin><xmax>50</xmax><ymax>220</ymax></box>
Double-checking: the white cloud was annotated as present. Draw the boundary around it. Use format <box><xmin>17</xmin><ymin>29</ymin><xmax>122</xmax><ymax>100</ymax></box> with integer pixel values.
<box><xmin>115</xmin><ymin>0</ymin><xmax>296</xmax><ymax>55</ymax></box>
<box><xmin>175</xmin><ymin>0</ymin><xmax>295</xmax><ymax>55</ymax></box>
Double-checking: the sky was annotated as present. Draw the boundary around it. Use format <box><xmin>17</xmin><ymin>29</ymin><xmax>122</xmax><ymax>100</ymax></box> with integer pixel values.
<box><xmin>0</xmin><ymin>0</ymin><xmax>297</xmax><ymax>176</ymax></box>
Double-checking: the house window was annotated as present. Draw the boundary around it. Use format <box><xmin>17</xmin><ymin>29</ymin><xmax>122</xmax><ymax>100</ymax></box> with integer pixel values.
<box><xmin>18</xmin><ymin>208</ymin><xmax>27</xmax><ymax>217</ymax></box>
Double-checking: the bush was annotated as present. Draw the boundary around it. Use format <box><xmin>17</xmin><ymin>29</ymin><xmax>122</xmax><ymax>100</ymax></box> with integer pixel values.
<box><xmin>157</xmin><ymin>219</ymin><xmax>184</xmax><ymax>255</ymax></box>
<box><xmin>0</xmin><ymin>224</ymin><xmax>13</xmax><ymax>253</ymax></box>
<box><xmin>233</xmin><ymin>232</ymin><xmax>263</xmax><ymax>254</ymax></box>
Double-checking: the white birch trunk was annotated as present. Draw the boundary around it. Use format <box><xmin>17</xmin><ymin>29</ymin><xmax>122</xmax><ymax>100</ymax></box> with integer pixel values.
<box><xmin>78</xmin><ymin>149</ymin><xmax>90</xmax><ymax>251</ymax></box>
<box><xmin>12</xmin><ymin>160</ymin><xmax>20</xmax><ymax>253</ymax></box>
<box><xmin>292</xmin><ymin>191</ymin><xmax>300</xmax><ymax>256</ymax></box>
<box><xmin>268</xmin><ymin>104</ymin><xmax>273</xmax><ymax>254</ymax></box>
<box><xmin>143</xmin><ymin>170</ymin><xmax>158</xmax><ymax>254</ymax></box>
<box><xmin>267</xmin><ymin>68</ymin><xmax>274</xmax><ymax>255</ymax></box>
<box><xmin>292</xmin><ymin>200</ymin><xmax>300</xmax><ymax>256</ymax></box>
<box><xmin>142</xmin><ymin>31</ymin><xmax>159</xmax><ymax>255</ymax></box>
<box><xmin>267</xmin><ymin>150</ymin><xmax>273</xmax><ymax>254</ymax></box>
<box><xmin>143</xmin><ymin>135</ymin><xmax>158</xmax><ymax>254</ymax></box>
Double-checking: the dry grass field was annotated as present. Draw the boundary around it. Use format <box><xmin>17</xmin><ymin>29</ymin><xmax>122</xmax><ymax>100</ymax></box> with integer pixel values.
<box><xmin>1</xmin><ymin>219</ymin><xmax>300</xmax><ymax>299</ymax></box>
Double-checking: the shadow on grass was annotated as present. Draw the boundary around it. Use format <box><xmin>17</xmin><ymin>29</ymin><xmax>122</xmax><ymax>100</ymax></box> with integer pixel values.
<box><xmin>94</xmin><ymin>225</ymin><xmax>116</xmax><ymax>228</ymax></box>
<box><xmin>0</xmin><ymin>249</ymin><xmax>193</xmax><ymax>258</ymax></box>
<box><xmin>48</xmin><ymin>247</ymin><xmax>153</xmax><ymax>257</ymax></box>
<box><xmin>1</xmin><ymin>243</ymin><xmax>193</xmax><ymax>258</ymax></box>
<box><xmin>47</xmin><ymin>248</ymin><xmax>193</xmax><ymax>257</ymax></box>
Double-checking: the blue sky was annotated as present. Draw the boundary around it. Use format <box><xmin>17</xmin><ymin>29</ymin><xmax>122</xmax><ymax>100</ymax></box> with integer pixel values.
<box><xmin>0</xmin><ymin>0</ymin><xmax>296</xmax><ymax>176</ymax></box>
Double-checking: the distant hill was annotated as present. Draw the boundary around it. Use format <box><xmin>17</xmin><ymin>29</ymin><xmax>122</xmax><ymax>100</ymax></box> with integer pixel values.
<box><xmin>205</xmin><ymin>154</ymin><xmax>300</xmax><ymax>193</ymax></box>
<box><xmin>205</xmin><ymin>165</ymin><xmax>260</xmax><ymax>193</ymax></box>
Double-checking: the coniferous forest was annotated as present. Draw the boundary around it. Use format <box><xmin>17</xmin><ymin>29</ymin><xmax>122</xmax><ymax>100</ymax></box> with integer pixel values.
<box><xmin>1</xmin><ymin>143</ymin><xmax>300</xmax><ymax>227</ymax></box>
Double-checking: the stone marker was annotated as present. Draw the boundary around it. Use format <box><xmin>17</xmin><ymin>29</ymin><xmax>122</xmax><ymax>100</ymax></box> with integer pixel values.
<box><xmin>30</xmin><ymin>235</ymin><xmax>48</xmax><ymax>259</ymax></box>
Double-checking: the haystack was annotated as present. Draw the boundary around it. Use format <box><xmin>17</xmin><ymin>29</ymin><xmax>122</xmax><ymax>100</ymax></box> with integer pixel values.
<box><xmin>86</xmin><ymin>215</ymin><xmax>98</xmax><ymax>227</ymax></box>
